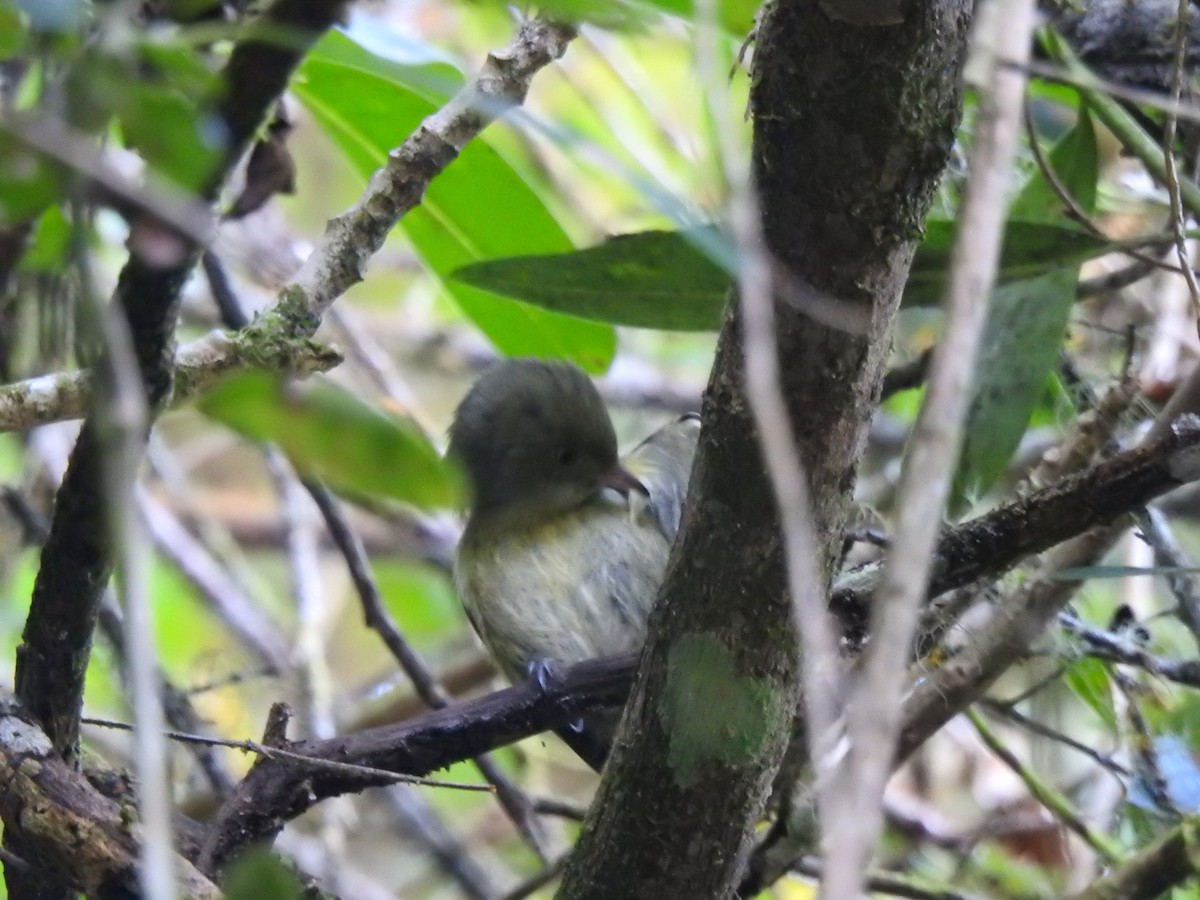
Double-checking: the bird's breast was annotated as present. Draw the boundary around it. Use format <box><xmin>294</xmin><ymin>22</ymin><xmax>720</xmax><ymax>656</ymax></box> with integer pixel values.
<box><xmin>454</xmin><ymin>502</ymin><xmax>670</xmax><ymax>681</ymax></box>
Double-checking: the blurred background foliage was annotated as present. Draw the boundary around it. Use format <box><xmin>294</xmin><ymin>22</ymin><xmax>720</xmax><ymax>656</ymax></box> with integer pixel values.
<box><xmin>3</xmin><ymin>0</ymin><xmax>1200</xmax><ymax>897</ymax></box>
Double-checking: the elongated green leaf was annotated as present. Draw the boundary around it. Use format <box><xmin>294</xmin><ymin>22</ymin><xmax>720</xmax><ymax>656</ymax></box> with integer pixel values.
<box><xmin>1009</xmin><ymin>104</ymin><xmax>1099</xmax><ymax>222</ymax></box>
<box><xmin>0</xmin><ymin>5</ymin><xmax>27</xmax><ymax>59</ymax></box>
<box><xmin>952</xmin><ymin>109</ymin><xmax>1099</xmax><ymax>510</ymax></box>
<box><xmin>199</xmin><ymin>371</ymin><xmax>463</xmax><ymax>509</ymax></box>
<box><xmin>642</xmin><ymin>0</ymin><xmax>759</xmax><ymax>31</ymax></box>
<box><xmin>903</xmin><ymin>220</ymin><xmax>1102</xmax><ymax>306</ymax></box>
<box><xmin>0</xmin><ymin>133</ymin><xmax>65</xmax><ymax>223</ymax></box>
<box><xmin>460</xmin><ymin>0</ymin><xmax>756</xmax><ymax>32</ymax></box>
<box><xmin>454</xmin><ymin>227</ymin><xmax>732</xmax><ymax>330</ymax></box>
<box><xmin>451</xmin><ymin>219</ymin><xmax>1109</xmax><ymax>330</ymax></box>
<box><xmin>294</xmin><ymin>31</ymin><xmax>615</xmax><ymax>372</ymax></box>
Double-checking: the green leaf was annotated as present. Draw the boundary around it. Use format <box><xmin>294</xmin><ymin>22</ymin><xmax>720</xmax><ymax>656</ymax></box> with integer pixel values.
<box><xmin>455</xmin><ymin>227</ymin><xmax>732</xmax><ymax>331</ymax></box>
<box><xmin>639</xmin><ymin>0</ymin><xmax>759</xmax><ymax>32</ymax></box>
<box><xmin>950</xmin><ymin>114</ymin><xmax>1098</xmax><ymax>510</ymax></box>
<box><xmin>0</xmin><ymin>4</ymin><xmax>27</xmax><ymax>59</ymax></box>
<box><xmin>450</xmin><ymin>218</ymin><xmax>1107</xmax><ymax>330</ymax></box>
<box><xmin>951</xmin><ymin>270</ymin><xmax>1076</xmax><ymax>509</ymax></box>
<box><xmin>1064</xmin><ymin>657</ymin><xmax>1117</xmax><ymax>733</ymax></box>
<box><xmin>224</xmin><ymin>850</ymin><xmax>305</xmax><ymax>900</ymax></box>
<box><xmin>198</xmin><ymin>371</ymin><xmax>463</xmax><ymax>509</ymax></box>
<box><xmin>0</xmin><ymin>132</ymin><xmax>65</xmax><ymax>224</ymax></box>
<box><xmin>1009</xmin><ymin>104</ymin><xmax>1098</xmax><ymax>222</ymax></box>
<box><xmin>294</xmin><ymin>30</ymin><xmax>615</xmax><ymax>372</ymax></box>
<box><xmin>17</xmin><ymin>204</ymin><xmax>72</xmax><ymax>271</ymax></box>
<box><xmin>903</xmin><ymin>219</ymin><xmax>1103</xmax><ymax>306</ymax></box>
<box><xmin>116</xmin><ymin>82</ymin><xmax>223</xmax><ymax>193</ymax></box>
<box><xmin>65</xmin><ymin>45</ymin><xmax>223</xmax><ymax>192</ymax></box>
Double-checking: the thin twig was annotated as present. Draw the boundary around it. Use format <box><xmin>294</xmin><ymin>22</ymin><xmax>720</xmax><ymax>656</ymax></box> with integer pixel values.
<box><xmin>792</xmin><ymin>857</ymin><xmax>982</xmax><ymax>900</ymax></box>
<box><xmin>497</xmin><ymin>855</ymin><xmax>568</xmax><ymax>900</ymax></box>
<box><xmin>1059</xmin><ymin>612</ymin><xmax>1200</xmax><ymax>689</ymax></box>
<box><xmin>1021</xmin><ymin>95</ymin><xmax>1183</xmax><ymax>278</ymax></box>
<box><xmin>965</xmin><ymin>706</ymin><xmax>1121</xmax><ymax>862</ymax></box>
<box><xmin>79</xmin><ymin>716</ymin><xmax>496</xmax><ymax>793</ymax></box>
<box><xmin>1160</xmin><ymin>0</ymin><xmax>1200</xmax><ymax>321</ymax></box>
<box><xmin>979</xmin><ymin>698</ymin><xmax>1129</xmax><ymax>777</ymax></box>
<box><xmin>1139</xmin><ymin>508</ymin><xmax>1200</xmax><ymax>646</ymax></box>
<box><xmin>385</xmin><ymin>787</ymin><xmax>494</xmax><ymax>900</ymax></box>
<box><xmin>305</xmin><ymin>481</ymin><xmax>553</xmax><ymax>861</ymax></box>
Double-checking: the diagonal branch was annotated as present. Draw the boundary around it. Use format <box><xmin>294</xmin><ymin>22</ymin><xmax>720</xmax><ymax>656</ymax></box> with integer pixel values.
<box><xmin>833</xmin><ymin>417</ymin><xmax>1200</xmax><ymax>627</ymax></box>
<box><xmin>196</xmin><ymin>653</ymin><xmax>636</xmax><ymax>875</ymax></box>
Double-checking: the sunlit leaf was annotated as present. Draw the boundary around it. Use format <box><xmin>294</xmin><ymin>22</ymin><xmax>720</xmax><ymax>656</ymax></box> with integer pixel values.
<box><xmin>640</xmin><ymin>0</ymin><xmax>759</xmax><ymax>32</ymax></box>
<box><xmin>17</xmin><ymin>204</ymin><xmax>72</xmax><ymax>271</ymax></box>
<box><xmin>0</xmin><ymin>132</ymin><xmax>65</xmax><ymax>223</ymax></box>
<box><xmin>471</xmin><ymin>0</ymin><xmax>758</xmax><ymax>32</ymax></box>
<box><xmin>0</xmin><ymin>4</ymin><xmax>27</xmax><ymax>59</ymax></box>
<box><xmin>1064</xmin><ymin>657</ymin><xmax>1117</xmax><ymax>733</ymax></box>
<box><xmin>294</xmin><ymin>30</ymin><xmax>616</xmax><ymax>372</ymax></box>
<box><xmin>198</xmin><ymin>371</ymin><xmax>463</xmax><ymax>510</ymax></box>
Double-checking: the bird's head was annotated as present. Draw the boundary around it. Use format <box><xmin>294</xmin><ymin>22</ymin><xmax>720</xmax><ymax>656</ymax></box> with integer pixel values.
<box><xmin>448</xmin><ymin>359</ymin><xmax>646</xmax><ymax>528</ymax></box>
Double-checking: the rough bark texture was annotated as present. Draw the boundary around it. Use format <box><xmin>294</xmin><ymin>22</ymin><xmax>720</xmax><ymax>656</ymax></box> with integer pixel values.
<box><xmin>558</xmin><ymin>3</ymin><xmax>972</xmax><ymax>897</ymax></box>
<box><xmin>0</xmin><ymin>695</ymin><xmax>220</xmax><ymax>900</ymax></box>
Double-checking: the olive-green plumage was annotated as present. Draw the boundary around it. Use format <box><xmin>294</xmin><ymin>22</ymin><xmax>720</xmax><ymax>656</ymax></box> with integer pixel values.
<box><xmin>448</xmin><ymin>359</ymin><xmax>699</xmax><ymax>766</ymax></box>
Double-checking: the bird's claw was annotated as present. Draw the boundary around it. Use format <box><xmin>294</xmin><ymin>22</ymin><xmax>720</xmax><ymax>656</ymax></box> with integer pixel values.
<box><xmin>526</xmin><ymin>658</ymin><xmax>561</xmax><ymax>694</ymax></box>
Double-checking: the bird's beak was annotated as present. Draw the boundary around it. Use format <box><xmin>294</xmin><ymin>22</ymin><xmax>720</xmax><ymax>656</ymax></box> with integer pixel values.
<box><xmin>602</xmin><ymin>465</ymin><xmax>649</xmax><ymax>498</ymax></box>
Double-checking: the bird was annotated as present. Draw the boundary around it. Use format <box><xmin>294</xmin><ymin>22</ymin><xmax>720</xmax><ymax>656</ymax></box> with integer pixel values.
<box><xmin>448</xmin><ymin>358</ymin><xmax>700</xmax><ymax>769</ymax></box>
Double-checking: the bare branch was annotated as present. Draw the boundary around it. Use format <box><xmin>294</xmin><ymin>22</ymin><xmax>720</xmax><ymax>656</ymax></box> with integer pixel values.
<box><xmin>197</xmin><ymin>653</ymin><xmax>635</xmax><ymax>875</ymax></box>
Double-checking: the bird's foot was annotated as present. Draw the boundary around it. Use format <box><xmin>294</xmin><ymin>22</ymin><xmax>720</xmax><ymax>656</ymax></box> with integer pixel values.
<box><xmin>525</xmin><ymin>658</ymin><xmax>563</xmax><ymax>694</ymax></box>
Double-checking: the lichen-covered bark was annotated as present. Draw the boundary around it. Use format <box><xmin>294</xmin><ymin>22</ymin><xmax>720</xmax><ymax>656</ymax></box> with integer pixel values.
<box><xmin>558</xmin><ymin>3</ymin><xmax>972</xmax><ymax>897</ymax></box>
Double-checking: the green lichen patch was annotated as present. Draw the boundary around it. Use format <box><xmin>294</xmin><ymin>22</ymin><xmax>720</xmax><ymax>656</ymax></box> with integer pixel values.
<box><xmin>661</xmin><ymin>632</ymin><xmax>786</xmax><ymax>787</ymax></box>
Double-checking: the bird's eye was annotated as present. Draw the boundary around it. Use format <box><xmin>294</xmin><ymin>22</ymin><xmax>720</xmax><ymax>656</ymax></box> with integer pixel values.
<box><xmin>558</xmin><ymin>448</ymin><xmax>576</xmax><ymax>466</ymax></box>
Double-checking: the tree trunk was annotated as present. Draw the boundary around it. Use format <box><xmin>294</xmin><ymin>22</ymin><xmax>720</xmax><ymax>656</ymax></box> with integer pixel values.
<box><xmin>558</xmin><ymin>2</ymin><xmax>973</xmax><ymax>897</ymax></box>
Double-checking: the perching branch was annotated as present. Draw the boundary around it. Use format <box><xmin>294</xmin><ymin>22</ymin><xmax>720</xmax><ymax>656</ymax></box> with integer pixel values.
<box><xmin>1068</xmin><ymin>819</ymin><xmax>1200</xmax><ymax>900</ymax></box>
<box><xmin>197</xmin><ymin>653</ymin><xmax>636</xmax><ymax>875</ymax></box>
<box><xmin>833</xmin><ymin>416</ymin><xmax>1200</xmax><ymax>630</ymax></box>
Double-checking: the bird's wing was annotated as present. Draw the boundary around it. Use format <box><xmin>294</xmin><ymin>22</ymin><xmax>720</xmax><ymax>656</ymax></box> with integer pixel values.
<box><xmin>622</xmin><ymin>413</ymin><xmax>700</xmax><ymax>542</ymax></box>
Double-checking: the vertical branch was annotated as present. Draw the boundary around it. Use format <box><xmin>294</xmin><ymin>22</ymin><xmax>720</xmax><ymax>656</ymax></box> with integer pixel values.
<box><xmin>821</xmin><ymin>3</ymin><xmax>1037</xmax><ymax>895</ymax></box>
<box><xmin>86</xmin><ymin>237</ymin><xmax>176</xmax><ymax>899</ymax></box>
